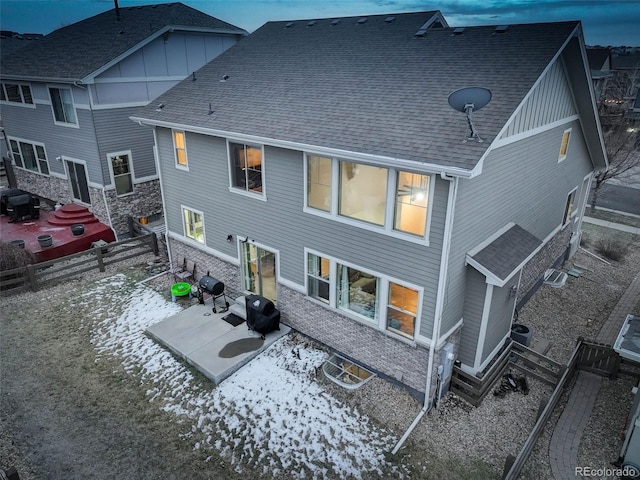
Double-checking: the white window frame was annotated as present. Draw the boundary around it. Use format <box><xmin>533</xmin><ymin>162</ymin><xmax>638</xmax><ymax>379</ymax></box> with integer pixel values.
<box><xmin>64</xmin><ymin>157</ymin><xmax>92</xmax><ymax>205</ymax></box>
<box><xmin>303</xmin><ymin>154</ymin><xmax>434</xmax><ymax>245</ymax></box>
<box><xmin>181</xmin><ymin>205</ymin><xmax>205</xmax><ymax>244</ymax></box>
<box><xmin>304</xmin><ymin>248</ymin><xmax>424</xmax><ymax>343</ymax></box>
<box><xmin>172</xmin><ymin>130</ymin><xmax>188</xmax><ymax>170</ymax></box>
<box><xmin>558</xmin><ymin>128</ymin><xmax>572</xmax><ymax>162</ymax></box>
<box><xmin>107</xmin><ymin>150</ymin><xmax>135</xmax><ymax>197</ymax></box>
<box><xmin>7</xmin><ymin>137</ymin><xmax>50</xmax><ymax>176</ymax></box>
<box><xmin>226</xmin><ymin>140</ymin><xmax>267</xmax><ymax>200</ymax></box>
<box><xmin>0</xmin><ymin>82</ymin><xmax>35</xmax><ymax>107</ymax></box>
<box><xmin>562</xmin><ymin>187</ymin><xmax>578</xmax><ymax>227</ymax></box>
<box><xmin>48</xmin><ymin>85</ymin><xmax>78</xmax><ymax>127</ymax></box>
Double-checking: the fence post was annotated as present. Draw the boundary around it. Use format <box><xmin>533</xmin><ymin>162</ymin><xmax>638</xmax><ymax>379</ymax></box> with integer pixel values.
<box><xmin>151</xmin><ymin>232</ymin><xmax>159</xmax><ymax>256</ymax></box>
<box><xmin>95</xmin><ymin>245</ymin><xmax>105</xmax><ymax>272</ymax></box>
<box><xmin>26</xmin><ymin>264</ymin><xmax>39</xmax><ymax>291</ymax></box>
<box><xmin>127</xmin><ymin>216</ymin><xmax>134</xmax><ymax>237</ymax></box>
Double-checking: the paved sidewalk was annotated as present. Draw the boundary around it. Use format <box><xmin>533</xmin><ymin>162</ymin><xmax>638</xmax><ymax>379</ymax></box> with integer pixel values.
<box><xmin>548</xmin><ymin>272</ymin><xmax>640</xmax><ymax>480</ymax></box>
<box><xmin>583</xmin><ymin>216</ymin><xmax>640</xmax><ymax>235</ymax></box>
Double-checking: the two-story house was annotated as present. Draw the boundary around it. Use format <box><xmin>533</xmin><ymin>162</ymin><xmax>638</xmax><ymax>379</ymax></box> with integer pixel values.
<box><xmin>0</xmin><ymin>2</ymin><xmax>246</xmax><ymax>234</ymax></box>
<box><xmin>132</xmin><ymin>11</ymin><xmax>607</xmax><ymax>403</ymax></box>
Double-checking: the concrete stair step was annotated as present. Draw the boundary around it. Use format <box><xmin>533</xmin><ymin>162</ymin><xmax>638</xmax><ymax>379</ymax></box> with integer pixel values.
<box><xmin>228</xmin><ymin>302</ymin><xmax>246</xmax><ymax>320</ymax></box>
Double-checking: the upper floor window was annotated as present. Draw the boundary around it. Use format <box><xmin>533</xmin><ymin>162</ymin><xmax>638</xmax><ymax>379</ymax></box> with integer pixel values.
<box><xmin>558</xmin><ymin>128</ymin><xmax>571</xmax><ymax>162</ymax></box>
<box><xmin>305</xmin><ymin>154</ymin><xmax>432</xmax><ymax>242</ymax></box>
<box><xmin>229</xmin><ymin>142</ymin><xmax>264</xmax><ymax>195</ymax></box>
<box><xmin>1</xmin><ymin>83</ymin><xmax>33</xmax><ymax>105</ymax></box>
<box><xmin>182</xmin><ymin>206</ymin><xmax>204</xmax><ymax>243</ymax></box>
<box><xmin>9</xmin><ymin>139</ymin><xmax>49</xmax><ymax>175</ymax></box>
<box><xmin>173</xmin><ymin>130</ymin><xmax>187</xmax><ymax>169</ymax></box>
<box><xmin>307</xmin><ymin>155</ymin><xmax>332</xmax><ymax>212</ymax></box>
<box><xmin>109</xmin><ymin>152</ymin><xmax>134</xmax><ymax>196</ymax></box>
<box><xmin>49</xmin><ymin>87</ymin><xmax>77</xmax><ymax>125</ymax></box>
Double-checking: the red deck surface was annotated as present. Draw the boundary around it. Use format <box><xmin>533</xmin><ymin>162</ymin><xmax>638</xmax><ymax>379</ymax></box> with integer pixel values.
<box><xmin>0</xmin><ymin>203</ymin><xmax>116</xmax><ymax>262</ymax></box>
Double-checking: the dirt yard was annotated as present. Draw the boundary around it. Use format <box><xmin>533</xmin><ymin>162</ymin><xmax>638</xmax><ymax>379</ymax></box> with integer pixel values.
<box><xmin>1</xmin><ymin>216</ymin><xmax>639</xmax><ymax>480</ymax></box>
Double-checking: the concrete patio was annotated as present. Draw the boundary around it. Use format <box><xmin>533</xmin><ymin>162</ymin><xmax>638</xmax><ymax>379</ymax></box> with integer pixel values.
<box><xmin>145</xmin><ymin>296</ymin><xmax>290</xmax><ymax>385</ymax></box>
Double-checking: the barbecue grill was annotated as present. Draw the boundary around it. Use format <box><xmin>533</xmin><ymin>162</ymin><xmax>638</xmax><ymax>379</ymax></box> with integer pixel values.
<box><xmin>198</xmin><ymin>273</ymin><xmax>229</xmax><ymax>314</ymax></box>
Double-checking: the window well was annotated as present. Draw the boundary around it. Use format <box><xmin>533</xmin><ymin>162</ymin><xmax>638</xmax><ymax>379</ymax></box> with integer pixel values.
<box><xmin>322</xmin><ymin>353</ymin><xmax>375</xmax><ymax>389</ymax></box>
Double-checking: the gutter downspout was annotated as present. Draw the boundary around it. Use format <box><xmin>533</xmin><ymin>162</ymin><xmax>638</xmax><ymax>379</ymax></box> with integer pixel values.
<box><xmin>392</xmin><ymin>172</ymin><xmax>459</xmax><ymax>455</ymax></box>
<box><xmin>150</xmin><ymin>125</ymin><xmax>173</xmax><ymax>266</ymax></box>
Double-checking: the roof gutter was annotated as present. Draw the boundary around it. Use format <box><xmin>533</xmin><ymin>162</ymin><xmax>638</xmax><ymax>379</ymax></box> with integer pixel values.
<box><xmin>0</xmin><ymin>74</ymin><xmax>83</xmax><ymax>84</ymax></box>
<box><xmin>131</xmin><ymin>116</ymin><xmax>475</xmax><ymax>178</ymax></box>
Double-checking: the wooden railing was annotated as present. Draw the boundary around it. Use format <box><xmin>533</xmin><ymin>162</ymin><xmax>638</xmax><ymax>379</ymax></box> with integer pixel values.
<box><xmin>0</xmin><ymin>233</ymin><xmax>159</xmax><ymax>295</ymax></box>
<box><xmin>451</xmin><ymin>339</ymin><xmax>564</xmax><ymax>407</ymax></box>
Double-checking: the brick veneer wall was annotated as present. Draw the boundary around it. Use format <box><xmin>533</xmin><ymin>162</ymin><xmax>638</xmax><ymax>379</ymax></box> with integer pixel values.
<box><xmin>169</xmin><ymin>237</ymin><xmax>467</xmax><ymax>402</ymax></box>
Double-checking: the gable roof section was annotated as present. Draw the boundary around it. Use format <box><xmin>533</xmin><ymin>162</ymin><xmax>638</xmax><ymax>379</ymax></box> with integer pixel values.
<box><xmin>466</xmin><ymin>223</ymin><xmax>542</xmax><ymax>286</ymax></box>
<box><xmin>131</xmin><ymin>14</ymin><xmax>579</xmax><ymax>173</ymax></box>
<box><xmin>0</xmin><ymin>2</ymin><xmax>246</xmax><ymax>82</ymax></box>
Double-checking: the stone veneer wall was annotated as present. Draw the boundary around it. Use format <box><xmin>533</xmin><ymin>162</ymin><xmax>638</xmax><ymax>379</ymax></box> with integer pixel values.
<box><xmin>169</xmin><ymin>237</ymin><xmax>443</xmax><ymax>400</ymax></box>
<box><xmin>15</xmin><ymin>169</ymin><xmax>163</xmax><ymax>237</ymax></box>
<box><xmin>516</xmin><ymin>226</ymin><xmax>572</xmax><ymax>305</ymax></box>
<box><xmin>105</xmin><ymin>180</ymin><xmax>163</xmax><ymax>236</ymax></box>
<box><xmin>15</xmin><ymin>169</ymin><xmax>109</xmax><ymax>226</ymax></box>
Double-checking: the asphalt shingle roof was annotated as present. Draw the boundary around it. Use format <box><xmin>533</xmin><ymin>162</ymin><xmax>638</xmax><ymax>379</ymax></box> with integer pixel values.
<box><xmin>133</xmin><ymin>12</ymin><xmax>580</xmax><ymax>171</ymax></box>
<box><xmin>470</xmin><ymin>224</ymin><xmax>542</xmax><ymax>282</ymax></box>
<box><xmin>0</xmin><ymin>2</ymin><xmax>246</xmax><ymax>81</ymax></box>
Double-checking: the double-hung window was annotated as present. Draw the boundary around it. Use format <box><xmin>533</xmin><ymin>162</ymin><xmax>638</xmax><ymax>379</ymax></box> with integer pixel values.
<box><xmin>9</xmin><ymin>139</ymin><xmax>49</xmax><ymax>175</ymax></box>
<box><xmin>305</xmin><ymin>155</ymin><xmax>432</xmax><ymax>242</ymax></box>
<box><xmin>173</xmin><ymin>130</ymin><xmax>187</xmax><ymax>169</ymax></box>
<box><xmin>49</xmin><ymin>87</ymin><xmax>77</xmax><ymax>125</ymax></box>
<box><xmin>306</xmin><ymin>250</ymin><xmax>422</xmax><ymax>340</ymax></box>
<box><xmin>229</xmin><ymin>142</ymin><xmax>264</xmax><ymax>195</ymax></box>
<box><xmin>1</xmin><ymin>83</ymin><xmax>33</xmax><ymax>105</ymax></box>
<box><xmin>562</xmin><ymin>188</ymin><xmax>577</xmax><ymax>227</ymax></box>
<box><xmin>109</xmin><ymin>152</ymin><xmax>134</xmax><ymax>196</ymax></box>
<box><xmin>182</xmin><ymin>206</ymin><xmax>204</xmax><ymax>243</ymax></box>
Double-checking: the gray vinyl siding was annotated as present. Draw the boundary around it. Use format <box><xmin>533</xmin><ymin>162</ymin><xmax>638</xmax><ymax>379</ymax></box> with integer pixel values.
<box><xmin>441</xmin><ymin>119</ymin><xmax>593</xmax><ymax>336</ymax></box>
<box><xmin>156</xmin><ymin>128</ymin><xmax>448</xmax><ymax>337</ymax></box>
<box><xmin>482</xmin><ymin>274</ymin><xmax>519</xmax><ymax>364</ymax></box>
<box><xmin>458</xmin><ymin>267</ymin><xmax>487</xmax><ymax>366</ymax></box>
<box><xmin>92</xmin><ymin>32</ymin><xmax>240</xmax><ymax>106</ymax></box>
<box><xmin>1</xmin><ymin>99</ymin><xmax>101</xmax><ymax>182</ymax></box>
<box><xmin>500</xmin><ymin>59</ymin><xmax>577</xmax><ymax>139</ymax></box>
<box><xmin>93</xmin><ymin>107</ymin><xmax>156</xmax><ymax>182</ymax></box>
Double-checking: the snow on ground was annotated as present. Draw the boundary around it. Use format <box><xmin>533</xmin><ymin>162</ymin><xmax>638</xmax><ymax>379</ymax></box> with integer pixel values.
<box><xmin>72</xmin><ymin>274</ymin><xmax>399</xmax><ymax>479</ymax></box>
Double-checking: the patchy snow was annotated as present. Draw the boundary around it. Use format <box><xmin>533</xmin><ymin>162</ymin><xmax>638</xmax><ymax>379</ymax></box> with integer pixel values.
<box><xmin>72</xmin><ymin>274</ymin><xmax>399</xmax><ymax>478</ymax></box>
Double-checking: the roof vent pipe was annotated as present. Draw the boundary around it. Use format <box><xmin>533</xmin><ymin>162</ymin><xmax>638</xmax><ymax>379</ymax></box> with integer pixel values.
<box><xmin>114</xmin><ymin>0</ymin><xmax>121</xmax><ymax>21</ymax></box>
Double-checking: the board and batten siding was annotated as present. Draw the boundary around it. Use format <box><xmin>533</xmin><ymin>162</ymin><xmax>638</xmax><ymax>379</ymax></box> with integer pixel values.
<box><xmin>93</xmin><ymin>107</ymin><xmax>156</xmax><ymax>182</ymax></box>
<box><xmin>1</xmin><ymin>88</ymin><xmax>101</xmax><ymax>183</ymax></box>
<box><xmin>156</xmin><ymin>127</ymin><xmax>448</xmax><ymax>337</ymax></box>
<box><xmin>458</xmin><ymin>266</ymin><xmax>487</xmax><ymax>366</ymax></box>
<box><xmin>441</xmin><ymin>118</ymin><xmax>594</xmax><ymax>338</ymax></box>
<box><xmin>500</xmin><ymin>59</ymin><xmax>577</xmax><ymax>139</ymax></box>
<box><xmin>92</xmin><ymin>32</ymin><xmax>240</xmax><ymax>105</ymax></box>
<box><xmin>482</xmin><ymin>274</ymin><xmax>519</xmax><ymax>365</ymax></box>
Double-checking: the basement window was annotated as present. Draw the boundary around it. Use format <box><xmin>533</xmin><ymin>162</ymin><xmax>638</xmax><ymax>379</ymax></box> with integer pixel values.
<box><xmin>322</xmin><ymin>353</ymin><xmax>375</xmax><ymax>389</ymax></box>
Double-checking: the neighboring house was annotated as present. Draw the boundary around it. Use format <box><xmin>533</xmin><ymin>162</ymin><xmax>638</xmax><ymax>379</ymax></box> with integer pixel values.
<box><xmin>132</xmin><ymin>12</ymin><xmax>607</xmax><ymax>403</ymax></box>
<box><xmin>586</xmin><ymin>47</ymin><xmax>612</xmax><ymax>108</ymax></box>
<box><xmin>0</xmin><ymin>2</ymin><xmax>246</xmax><ymax>234</ymax></box>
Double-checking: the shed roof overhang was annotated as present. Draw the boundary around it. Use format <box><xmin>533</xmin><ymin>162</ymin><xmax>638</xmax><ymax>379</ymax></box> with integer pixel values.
<box><xmin>466</xmin><ymin>222</ymin><xmax>542</xmax><ymax>287</ymax></box>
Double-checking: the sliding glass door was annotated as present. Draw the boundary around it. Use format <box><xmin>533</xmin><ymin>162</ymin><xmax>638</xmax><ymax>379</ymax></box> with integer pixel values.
<box><xmin>242</xmin><ymin>243</ymin><xmax>276</xmax><ymax>303</ymax></box>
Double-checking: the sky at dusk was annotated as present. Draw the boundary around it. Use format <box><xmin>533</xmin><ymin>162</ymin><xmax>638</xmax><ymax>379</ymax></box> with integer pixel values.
<box><xmin>1</xmin><ymin>0</ymin><xmax>639</xmax><ymax>46</ymax></box>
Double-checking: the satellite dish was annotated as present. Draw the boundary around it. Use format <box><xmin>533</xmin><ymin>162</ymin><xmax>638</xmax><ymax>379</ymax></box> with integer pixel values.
<box><xmin>448</xmin><ymin>87</ymin><xmax>492</xmax><ymax>142</ymax></box>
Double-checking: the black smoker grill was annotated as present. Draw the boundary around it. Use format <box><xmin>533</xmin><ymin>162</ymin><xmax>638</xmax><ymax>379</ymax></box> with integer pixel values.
<box><xmin>245</xmin><ymin>294</ymin><xmax>280</xmax><ymax>338</ymax></box>
<box><xmin>198</xmin><ymin>273</ymin><xmax>230</xmax><ymax>314</ymax></box>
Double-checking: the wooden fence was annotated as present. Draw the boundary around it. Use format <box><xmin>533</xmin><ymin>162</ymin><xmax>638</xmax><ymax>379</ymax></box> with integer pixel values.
<box><xmin>451</xmin><ymin>339</ymin><xmax>564</xmax><ymax>407</ymax></box>
<box><xmin>0</xmin><ymin>233</ymin><xmax>159</xmax><ymax>295</ymax></box>
<box><xmin>501</xmin><ymin>339</ymin><xmax>622</xmax><ymax>479</ymax></box>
